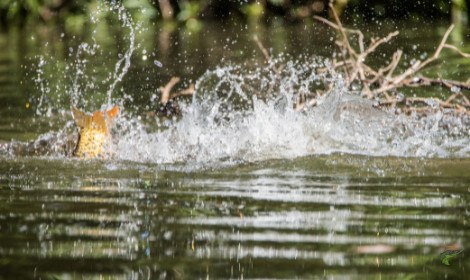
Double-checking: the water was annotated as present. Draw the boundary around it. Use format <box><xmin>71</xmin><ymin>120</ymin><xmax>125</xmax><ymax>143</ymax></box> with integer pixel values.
<box><xmin>115</xmin><ymin>59</ymin><xmax>469</xmax><ymax>166</ymax></box>
<box><xmin>1</xmin><ymin>7</ymin><xmax>470</xmax><ymax>279</ymax></box>
<box><xmin>1</xmin><ymin>156</ymin><xmax>469</xmax><ymax>279</ymax></box>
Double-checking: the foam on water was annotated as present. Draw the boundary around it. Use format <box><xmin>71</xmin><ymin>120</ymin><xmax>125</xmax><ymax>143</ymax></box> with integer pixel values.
<box><xmin>113</xmin><ymin>57</ymin><xmax>470</xmax><ymax>167</ymax></box>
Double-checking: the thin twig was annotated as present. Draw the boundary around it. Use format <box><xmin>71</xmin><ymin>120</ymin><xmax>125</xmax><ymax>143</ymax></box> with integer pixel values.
<box><xmin>443</xmin><ymin>44</ymin><xmax>470</xmax><ymax>58</ymax></box>
<box><xmin>253</xmin><ymin>35</ymin><xmax>271</xmax><ymax>62</ymax></box>
<box><xmin>253</xmin><ymin>35</ymin><xmax>282</xmax><ymax>76</ymax></box>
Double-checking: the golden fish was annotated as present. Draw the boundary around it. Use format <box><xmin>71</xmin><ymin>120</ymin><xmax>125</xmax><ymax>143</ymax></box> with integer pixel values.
<box><xmin>71</xmin><ymin>106</ymin><xmax>119</xmax><ymax>159</ymax></box>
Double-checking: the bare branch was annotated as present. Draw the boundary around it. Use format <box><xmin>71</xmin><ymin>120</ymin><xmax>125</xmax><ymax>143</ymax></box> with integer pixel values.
<box><xmin>443</xmin><ymin>44</ymin><xmax>470</xmax><ymax>58</ymax></box>
<box><xmin>160</xmin><ymin>77</ymin><xmax>181</xmax><ymax>104</ymax></box>
<box><xmin>170</xmin><ymin>84</ymin><xmax>195</xmax><ymax>99</ymax></box>
<box><xmin>313</xmin><ymin>11</ymin><xmax>469</xmax><ymax>115</ymax></box>
<box><xmin>253</xmin><ymin>35</ymin><xmax>272</xmax><ymax>62</ymax></box>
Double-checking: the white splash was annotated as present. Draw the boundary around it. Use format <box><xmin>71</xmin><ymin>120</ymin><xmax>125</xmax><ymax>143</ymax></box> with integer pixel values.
<box><xmin>33</xmin><ymin>0</ymin><xmax>137</xmax><ymax>113</ymax></box>
<box><xmin>113</xmin><ymin>57</ymin><xmax>470</xmax><ymax>167</ymax></box>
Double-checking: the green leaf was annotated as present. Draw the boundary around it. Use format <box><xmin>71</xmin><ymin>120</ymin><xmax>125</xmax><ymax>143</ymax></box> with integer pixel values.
<box><xmin>439</xmin><ymin>249</ymin><xmax>463</xmax><ymax>266</ymax></box>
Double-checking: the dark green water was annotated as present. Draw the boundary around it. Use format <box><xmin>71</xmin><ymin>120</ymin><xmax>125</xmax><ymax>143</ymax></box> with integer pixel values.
<box><xmin>1</xmin><ymin>16</ymin><xmax>470</xmax><ymax>279</ymax></box>
<box><xmin>1</xmin><ymin>156</ymin><xmax>469</xmax><ymax>279</ymax></box>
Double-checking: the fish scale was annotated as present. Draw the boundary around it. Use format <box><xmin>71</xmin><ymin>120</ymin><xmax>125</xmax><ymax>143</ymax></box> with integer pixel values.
<box><xmin>72</xmin><ymin>106</ymin><xmax>119</xmax><ymax>159</ymax></box>
<box><xmin>75</xmin><ymin>122</ymin><xmax>108</xmax><ymax>158</ymax></box>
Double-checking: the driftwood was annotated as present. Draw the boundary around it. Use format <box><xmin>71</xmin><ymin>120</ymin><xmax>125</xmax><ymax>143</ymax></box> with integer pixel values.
<box><xmin>254</xmin><ymin>4</ymin><xmax>470</xmax><ymax>116</ymax></box>
<box><xmin>316</xmin><ymin>4</ymin><xmax>470</xmax><ymax>115</ymax></box>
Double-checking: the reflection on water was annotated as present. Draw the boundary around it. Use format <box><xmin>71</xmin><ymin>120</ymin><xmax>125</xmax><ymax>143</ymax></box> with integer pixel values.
<box><xmin>0</xmin><ymin>156</ymin><xmax>468</xmax><ymax>279</ymax></box>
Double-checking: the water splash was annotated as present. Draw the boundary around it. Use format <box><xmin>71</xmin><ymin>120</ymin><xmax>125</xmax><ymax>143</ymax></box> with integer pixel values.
<box><xmin>70</xmin><ymin>41</ymin><xmax>98</xmax><ymax>107</ymax></box>
<box><xmin>33</xmin><ymin>0</ymin><xmax>137</xmax><ymax>114</ymax></box>
<box><xmin>104</xmin><ymin>2</ymin><xmax>138</xmax><ymax>107</ymax></box>
<box><xmin>25</xmin><ymin>12</ymin><xmax>470</xmax><ymax>167</ymax></box>
<box><xmin>113</xmin><ymin>57</ymin><xmax>470</xmax><ymax>167</ymax></box>
<box><xmin>34</xmin><ymin>57</ymin><xmax>52</xmax><ymax>116</ymax></box>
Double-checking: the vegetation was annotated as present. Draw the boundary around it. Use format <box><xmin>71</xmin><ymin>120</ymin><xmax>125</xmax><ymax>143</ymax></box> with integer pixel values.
<box><xmin>1</xmin><ymin>0</ymin><xmax>470</xmax><ymax>27</ymax></box>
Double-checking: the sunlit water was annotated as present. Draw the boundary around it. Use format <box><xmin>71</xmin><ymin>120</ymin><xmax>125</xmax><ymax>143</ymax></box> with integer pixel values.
<box><xmin>1</xmin><ymin>4</ymin><xmax>470</xmax><ymax>279</ymax></box>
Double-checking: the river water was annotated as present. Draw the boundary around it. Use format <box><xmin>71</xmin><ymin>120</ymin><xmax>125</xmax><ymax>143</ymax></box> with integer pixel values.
<box><xmin>0</xmin><ymin>9</ymin><xmax>469</xmax><ymax>279</ymax></box>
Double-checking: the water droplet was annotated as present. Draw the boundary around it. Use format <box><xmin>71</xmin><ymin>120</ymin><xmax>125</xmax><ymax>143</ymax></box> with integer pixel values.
<box><xmin>451</xmin><ymin>86</ymin><xmax>461</xmax><ymax>93</ymax></box>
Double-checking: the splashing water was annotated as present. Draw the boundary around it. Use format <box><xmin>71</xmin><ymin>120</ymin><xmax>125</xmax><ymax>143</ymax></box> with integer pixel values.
<box><xmin>104</xmin><ymin>2</ymin><xmax>138</xmax><ymax>107</ymax></box>
<box><xmin>33</xmin><ymin>0</ymin><xmax>137</xmax><ymax>114</ymax></box>
<box><xmin>26</xmin><ymin>6</ymin><xmax>470</xmax><ymax>167</ymax></box>
<box><xmin>113</xmin><ymin>57</ymin><xmax>470</xmax><ymax>167</ymax></box>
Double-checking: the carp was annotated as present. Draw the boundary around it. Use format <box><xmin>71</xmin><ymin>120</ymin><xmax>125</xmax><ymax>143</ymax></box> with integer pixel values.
<box><xmin>0</xmin><ymin>106</ymin><xmax>119</xmax><ymax>159</ymax></box>
<box><xmin>71</xmin><ymin>106</ymin><xmax>119</xmax><ymax>158</ymax></box>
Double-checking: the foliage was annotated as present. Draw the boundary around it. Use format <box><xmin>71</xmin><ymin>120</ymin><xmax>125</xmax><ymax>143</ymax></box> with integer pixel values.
<box><xmin>241</xmin><ymin>2</ymin><xmax>265</xmax><ymax>19</ymax></box>
<box><xmin>176</xmin><ymin>1</ymin><xmax>203</xmax><ymax>31</ymax></box>
<box><xmin>0</xmin><ymin>0</ymin><xmax>467</xmax><ymax>27</ymax></box>
<box><xmin>0</xmin><ymin>0</ymin><xmax>42</xmax><ymax>21</ymax></box>
<box><xmin>439</xmin><ymin>249</ymin><xmax>463</xmax><ymax>266</ymax></box>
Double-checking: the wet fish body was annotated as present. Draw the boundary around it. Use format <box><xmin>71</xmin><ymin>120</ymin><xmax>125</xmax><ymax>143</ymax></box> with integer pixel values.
<box><xmin>0</xmin><ymin>106</ymin><xmax>119</xmax><ymax>159</ymax></box>
<box><xmin>72</xmin><ymin>106</ymin><xmax>119</xmax><ymax>159</ymax></box>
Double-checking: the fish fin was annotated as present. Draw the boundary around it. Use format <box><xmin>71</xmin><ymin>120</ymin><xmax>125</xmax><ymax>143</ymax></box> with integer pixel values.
<box><xmin>71</xmin><ymin>107</ymin><xmax>91</xmax><ymax>129</ymax></box>
<box><xmin>107</xmin><ymin>106</ymin><xmax>119</xmax><ymax>119</ymax></box>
